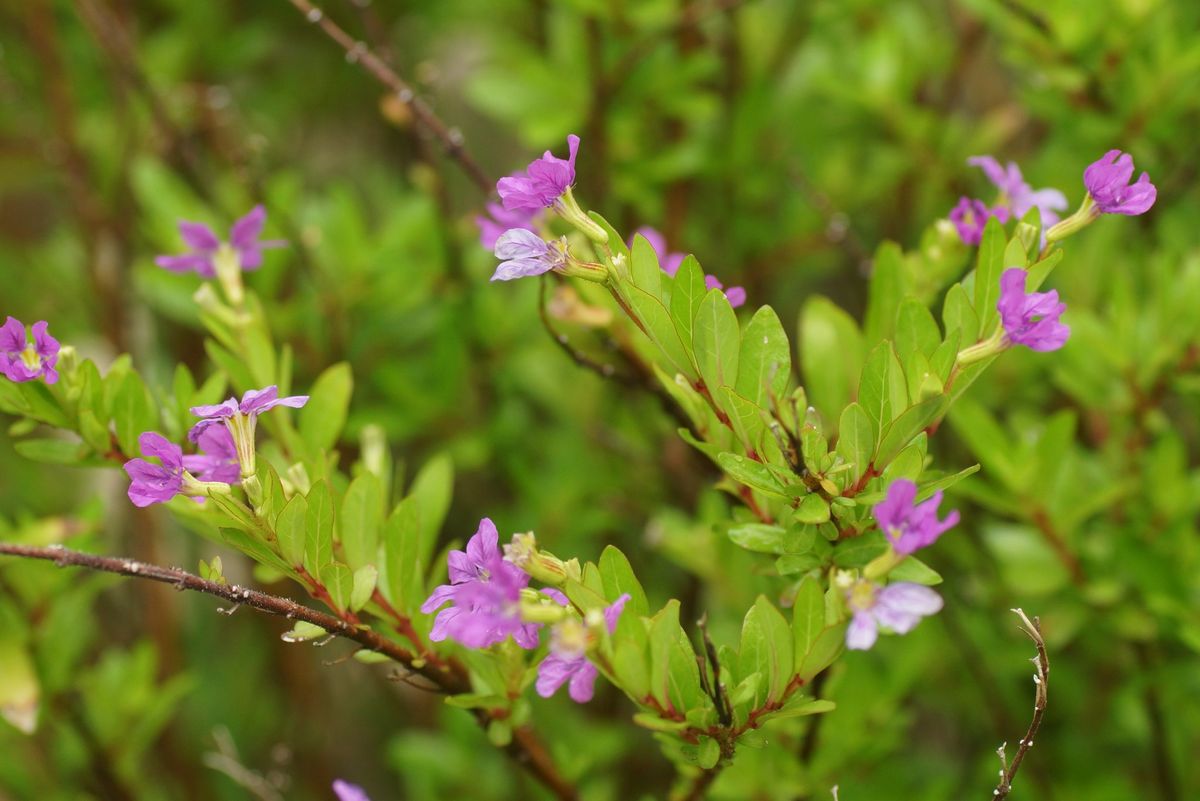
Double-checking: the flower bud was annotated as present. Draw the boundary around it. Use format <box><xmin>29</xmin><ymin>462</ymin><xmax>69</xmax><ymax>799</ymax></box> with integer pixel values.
<box><xmin>504</xmin><ymin>532</ymin><xmax>581</xmax><ymax>587</ymax></box>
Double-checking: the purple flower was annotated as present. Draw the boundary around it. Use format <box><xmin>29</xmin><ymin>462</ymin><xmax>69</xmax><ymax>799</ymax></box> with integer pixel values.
<box><xmin>1083</xmin><ymin>150</ymin><xmax>1157</xmax><ymax>216</ymax></box>
<box><xmin>476</xmin><ymin>203</ymin><xmax>538</xmax><ymax>250</ymax></box>
<box><xmin>124</xmin><ymin>433</ymin><xmax>186</xmax><ymax>507</ymax></box>
<box><xmin>968</xmin><ymin>156</ymin><xmax>1068</xmax><ymax>228</ymax></box>
<box><xmin>997</xmin><ymin>268</ymin><xmax>1070</xmax><ymax>352</ymax></box>
<box><xmin>332</xmin><ymin>780</ymin><xmax>371</xmax><ymax>801</ymax></box>
<box><xmin>634</xmin><ymin>227</ymin><xmax>746</xmax><ymax>308</ymax></box>
<box><xmin>182</xmin><ymin>426</ymin><xmax>240</xmax><ymax>484</ymax></box>
<box><xmin>188</xmin><ymin>385</ymin><xmax>308</xmax><ymax>442</ymax></box>
<box><xmin>491</xmin><ymin>229</ymin><xmax>566</xmax><ymax>281</ymax></box>
<box><xmin>421</xmin><ymin>518</ymin><xmax>540</xmax><ymax>649</ymax></box>
<box><xmin>846</xmin><ymin>581</ymin><xmax>943</xmax><ymax>651</ymax></box>
<box><xmin>872</xmin><ymin>479</ymin><xmax>959</xmax><ymax>556</ymax></box>
<box><xmin>949</xmin><ymin>197</ymin><xmax>1009</xmax><ymax>246</ymax></box>
<box><xmin>496</xmin><ymin>135</ymin><xmax>579</xmax><ymax>212</ymax></box>
<box><xmin>155</xmin><ymin>205</ymin><xmax>286</xmax><ymax>277</ymax></box>
<box><xmin>537</xmin><ymin>594</ymin><xmax>630</xmax><ymax>703</ymax></box>
<box><xmin>0</xmin><ymin>317</ymin><xmax>60</xmax><ymax>384</ymax></box>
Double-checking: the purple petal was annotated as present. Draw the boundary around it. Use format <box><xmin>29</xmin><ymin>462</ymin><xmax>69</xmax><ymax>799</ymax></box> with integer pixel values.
<box><xmin>0</xmin><ymin>317</ymin><xmax>26</xmax><ymax>353</ymax></box>
<box><xmin>332</xmin><ymin>780</ymin><xmax>371</xmax><ymax>801</ymax></box>
<box><xmin>724</xmin><ymin>286</ymin><xmax>747</xmax><ymax>308</ymax></box>
<box><xmin>492</xmin><ymin>259</ymin><xmax>555</xmax><ymax>281</ymax></box>
<box><xmin>155</xmin><ymin>254</ymin><xmax>216</xmax><ymax>277</ymax></box>
<box><xmin>178</xmin><ymin>220</ymin><xmax>220</xmax><ymax>252</ymax></box>
<box><xmin>31</xmin><ymin>321</ymin><xmax>59</xmax><ymax>362</ymax></box>
<box><xmin>566</xmin><ymin>661</ymin><xmax>598</xmax><ymax>703</ymax></box>
<box><xmin>603</xmin><ymin>593</ymin><xmax>632</xmax><ymax>633</ymax></box>
<box><xmin>873</xmin><ymin>583</ymin><xmax>943</xmax><ymax>633</ymax></box>
<box><xmin>494</xmin><ymin>228</ymin><xmax>551</xmax><ymax>261</ymax></box>
<box><xmin>190</xmin><ymin>398</ymin><xmax>239</xmax><ymax>420</ymax></box>
<box><xmin>229</xmin><ymin>205</ymin><xmax>266</xmax><ymax>250</ymax></box>
<box><xmin>536</xmin><ymin>654</ymin><xmax>576</xmax><ymax>698</ymax></box>
<box><xmin>873</xmin><ymin>479</ymin><xmax>917</xmax><ymax>532</ymax></box>
<box><xmin>846</xmin><ymin>611</ymin><xmax>878</xmax><ymax>651</ymax></box>
<box><xmin>541</xmin><ymin>588</ymin><xmax>570</xmax><ymax>606</ymax></box>
<box><xmin>138</xmin><ymin>432</ymin><xmax>183</xmax><ymax>470</ymax></box>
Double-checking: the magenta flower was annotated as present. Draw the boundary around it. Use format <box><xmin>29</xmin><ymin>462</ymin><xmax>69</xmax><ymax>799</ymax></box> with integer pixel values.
<box><xmin>182</xmin><ymin>426</ymin><xmax>240</xmax><ymax>484</ymax></box>
<box><xmin>188</xmin><ymin>385</ymin><xmax>308</xmax><ymax>441</ymax></box>
<box><xmin>492</xmin><ymin>229</ymin><xmax>566</xmax><ymax>281</ymax></box>
<box><xmin>124</xmin><ymin>433</ymin><xmax>187</xmax><ymax>507</ymax></box>
<box><xmin>997</xmin><ymin>268</ymin><xmax>1070</xmax><ymax>352</ymax></box>
<box><xmin>496</xmin><ymin>135</ymin><xmax>579</xmax><ymax>212</ymax></box>
<box><xmin>949</xmin><ymin>197</ymin><xmax>1009</xmax><ymax>246</ymax></box>
<box><xmin>537</xmin><ymin>594</ymin><xmax>630</xmax><ymax>703</ymax></box>
<box><xmin>0</xmin><ymin>317</ymin><xmax>60</xmax><ymax>384</ymax></box>
<box><xmin>846</xmin><ymin>581</ymin><xmax>943</xmax><ymax>651</ymax></box>
<box><xmin>634</xmin><ymin>227</ymin><xmax>746</xmax><ymax>308</ymax></box>
<box><xmin>332</xmin><ymin>780</ymin><xmax>371</xmax><ymax>801</ymax></box>
<box><xmin>968</xmin><ymin>156</ymin><xmax>1068</xmax><ymax>228</ymax></box>
<box><xmin>476</xmin><ymin>202</ymin><xmax>538</xmax><ymax>250</ymax></box>
<box><xmin>155</xmin><ymin>205</ymin><xmax>286</xmax><ymax>277</ymax></box>
<box><xmin>1083</xmin><ymin>150</ymin><xmax>1157</xmax><ymax>215</ymax></box>
<box><xmin>421</xmin><ymin>518</ymin><xmax>540</xmax><ymax>649</ymax></box>
<box><xmin>872</xmin><ymin>479</ymin><xmax>959</xmax><ymax>556</ymax></box>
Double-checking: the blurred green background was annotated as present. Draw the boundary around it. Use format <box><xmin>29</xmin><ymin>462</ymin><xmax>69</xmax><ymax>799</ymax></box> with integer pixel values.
<box><xmin>1</xmin><ymin>0</ymin><xmax>1198</xmax><ymax>799</ymax></box>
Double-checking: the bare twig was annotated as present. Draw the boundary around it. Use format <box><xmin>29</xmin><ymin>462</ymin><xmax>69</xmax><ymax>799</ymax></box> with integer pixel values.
<box><xmin>283</xmin><ymin>0</ymin><xmax>491</xmax><ymax>193</ymax></box>
<box><xmin>0</xmin><ymin>541</ymin><xmax>580</xmax><ymax>801</ymax></box>
<box><xmin>993</xmin><ymin>608</ymin><xmax>1049</xmax><ymax>800</ymax></box>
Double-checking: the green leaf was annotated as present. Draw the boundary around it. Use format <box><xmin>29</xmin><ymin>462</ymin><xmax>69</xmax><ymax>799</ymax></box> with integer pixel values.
<box><xmin>754</xmin><ymin>596</ymin><xmax>794</xmax><ymax>702</ymax></box>
<box><xmin>696</xmin><ymin>737</ymin><xmax>721</xmax><ymax>770</ymax></box>
<box><xmin>409</xmin><ymin>454</ymin><xmax>453</xmax><ymax>567</ymax></box>
<box><xmin>835</xmin><ymin>403</ymin><xmax>876</xmax><ymax>482</ymax></box>
<box><xmin>728</xmin><ymin>524</ymin><xmax>791</xmax><ymax>554</ymax></box>
<box><xmin>303</xmin><ymin>481</ymin><xmax>335</xmax><ymax>578</ymax></box>
<box><xmin>972</xmin><ymin>217</ymin><xmax>1007</xmax><ymax>335</ymax></box>
<box><xmin>12</xmin><ymin>438</ymin><xmax>87</xmax><ymax>464</ymax></box>
<box><xmin>799</xmin><ymin>297</ymin><xmax>863</xmax><ymax>426</ymax></box>
<box><xmin>889</xmin><ymin>557</ymin><xmax>943</xmax><ymax>585</ymax></box>
<box><xmin>833</xmin><ymin>531</ymin><xmax>888</xmax><ymax>568</ymax></box>
<box><xmin>894</xmin><ymin>298</ymin><xmax>942</xmax><ymax>363</ymax></box>
<box><xmin>275</xmin><ymin>494</ymin><xmax>308</xmax><ymax>567</ymax></box>
<box><xmin>693</xmin><ymin>289</ymin><xmax>741</xmax><ymax>393</ymax></box>
<box><xmin>736</xmin><ymin>606</ymin><xmax>767</xmax><ymax>711</ymax></box>
<box><xmin>795</xmin><ymin>493</ymin><xmax>831</xmax><ymax>525</ymax></box>
<box><xmin>864</xmin><ymin>241</ymin><xmax>905</xmax><ymax>344</ymax></box>
<box><xmin>875</xmin><ymin>395</ymin><xmax>947</xmax><ymax>468</ymax></box>
<box><xmin>320</xmin><ymin>563</ymin><xmax>354</xmax><ymax>612</ymax></box>
<box><xmin>340</xmin><ymin>473</ymin><xmax>382</xmax><ymax>570</ymax></box>
<box><xmin>349</xmin><ymin>564</ymin><xmax>378</xmax><ymax>611</ymax></box>
<box><xmin>735</xmin><ymin>306</ymin><xmax>791</xmax><ymax>408</ymax></box>
<box><xmin>716</xmin><ymin>452</ymin><xmax>787</xmax><ymax>497</ymax></box>
<box><xmin>299</xmin><ymin>363</ymin><xmax>353</xmax><ymax>454</ymax></box>
<box><xmin>942</xmin><ymin>283</ymin><xmax>979</xmax><ymax>345</ymax></box>
<box><xmin>669</xmin><ymin>256</ymin><xmax>707</xmax><ymax>367</ymax></box>
<box><xmin>630</xmin><ymin>232</ymin><xmax>664</xmax><ymax>297</ymax></box>
<box><xmin>112</xmin><ymin>371</ymin><xmax>158</xmax><ymax>458</ymax></box>
<box><xmin>627</xmin><ymin>283</ymin><xmax>695</xmax><ymax>378</ymax></box>
<box><xmin>381</xmin><ymin>498</ymin><xmax>423</xmax><ymax>612</ymax></box>
<box><xmin>793</xmin><ymin>578</ymin><xmax>826</xmax><ymax>661</ymax></box>
<box><xmin>0</xmin><ymin>634</ymin><xmax>40</xmax><ymax>734</ymax></box>
<box><xmin>858</xmin><ymin>342</ymin><xmax>909</xmax><ymax>431</ymax></box>
<box><xmin>598</xmin><ymin>546</ymin><xmax>649</xmax><ymax>617</ymax></box>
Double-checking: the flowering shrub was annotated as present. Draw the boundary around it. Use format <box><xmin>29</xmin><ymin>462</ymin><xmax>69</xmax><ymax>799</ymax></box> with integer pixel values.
<box><xmin>0</xmin><ymin>4</ymin><xmax>1197</xmax><ymax>801</ymax></box>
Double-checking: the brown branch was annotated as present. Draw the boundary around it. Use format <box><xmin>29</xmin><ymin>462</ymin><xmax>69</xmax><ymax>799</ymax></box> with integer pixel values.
<box><xmin>283</xmin><ymin>0</ymin><xmax>492</xmax><ymax>193</ymax></box>
<box><xmin>0</xmin><ymin>542</ymin><xmax>579</xmax><ymax>801</ymax></box>
<box><xmin>993</xmin><ymin>608</ymin><xmax>1049</xmax><ymax>801</ymax></box>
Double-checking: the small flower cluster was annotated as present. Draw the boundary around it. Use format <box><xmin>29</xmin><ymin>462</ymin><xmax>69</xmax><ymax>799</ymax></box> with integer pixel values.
<box><xmin>950</xmin><ymin>156</ymin><xmax>1067</xmax><ymax>246</ymax></box>
<box><xmin>156</xmin><ymin>205</ymin><xmax>286</xmax><ymax>278</ymax></box>
<box><xmin>951</xmin><ymin>150</ymin><xmax>1155</xmax><ymax>247</ymax></box>
<box><xmin>0</xmin><ymin>317</ymin><xmax>60</xmax><ymax>385</ymax></box>
<box><xmin>123</xmin><ymin>384</ymin><xmax>307</xmax><ymax>507</ymax></box>
<box><xmin>844</xmin><ymin>479</ymin><xmax>960</xmax><ymax>651</ymax></box>
<box><xmin>422</xmin><ymin>518</ymin><xmax>626</xmax><ymax>704</ymax></box>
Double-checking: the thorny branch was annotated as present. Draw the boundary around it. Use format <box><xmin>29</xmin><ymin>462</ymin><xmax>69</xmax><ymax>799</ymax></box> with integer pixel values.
<box><xmin>993</xmin><ymin>608</ymin><xmax>1049</xmax><ymax>801</ymax></box>
<box><xmin>0</xmin><ymin>542</ymin><xmax>580</xmax><ymax>801</ymax></box>
<box><xmin>284</xmin><ymin>0</ymin><xmax>492</xmax><ymax>193</ymax></box>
